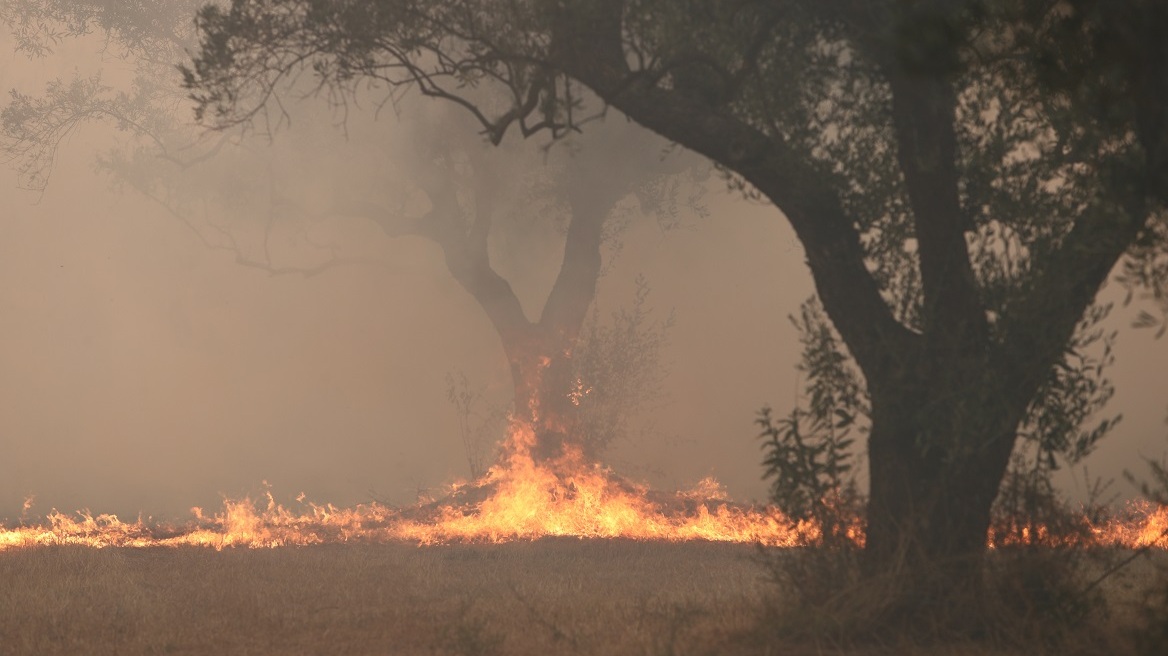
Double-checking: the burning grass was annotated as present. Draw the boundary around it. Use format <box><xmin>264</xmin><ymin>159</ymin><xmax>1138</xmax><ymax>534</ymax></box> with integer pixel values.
<box><xmin>2</xmin><ymin>475</ymin><xmax>1164</xmax><ymax>552</ymax></box>
<box><xmin>3</xmin><ymin>421</ymin><xmax>1164</xmax><ymax>551</ymax></box>
<box><xmin>4</xmin><ymin>413</ymin><xmax>1168</xmax><ymax>654</ymax></box>
<box><xmin>0</xmin><ymin>420</ymin><xmax>819</xmax><ymax>551</ymax></box>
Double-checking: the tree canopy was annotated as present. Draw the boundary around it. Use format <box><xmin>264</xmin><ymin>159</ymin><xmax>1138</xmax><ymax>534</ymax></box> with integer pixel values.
<box><xmin>182</xmin><ymin>0</ymin><xmax>1168</xmax><ymax>611</ymax></box>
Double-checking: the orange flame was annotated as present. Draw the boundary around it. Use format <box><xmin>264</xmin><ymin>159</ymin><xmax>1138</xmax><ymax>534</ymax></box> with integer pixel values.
<box><xmin>988</xmin><ymin>500</ymin><xmax>1168</xmax><ymax>550</ymax></box>
<box><xmin>393</xmin><ymin>422</ymin><xmax>810</xmax><ymax>545</ymax></box>
<box><xmin>0</xmin><ymin>416</ymin><xmax>819</xmax><ymax>550</ymax></box>
<box><xmin>1</xmin><ymin>396</ymin><xmax>1165</xmax><ymax>551</ymax></box>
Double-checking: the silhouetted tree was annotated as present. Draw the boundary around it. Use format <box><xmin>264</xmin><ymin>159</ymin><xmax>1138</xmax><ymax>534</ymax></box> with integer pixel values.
<box><xmin>181</xmin><ymin>0</ymin><xmax>1168</xmax><ymax>611</ymax></box>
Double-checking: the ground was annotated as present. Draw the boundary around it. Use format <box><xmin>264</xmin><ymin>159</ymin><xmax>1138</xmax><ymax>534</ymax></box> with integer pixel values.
<box><xmin>0</xmin><ymin>540</ymin><xmax>1162</xmax><ymax>655</ymax></box>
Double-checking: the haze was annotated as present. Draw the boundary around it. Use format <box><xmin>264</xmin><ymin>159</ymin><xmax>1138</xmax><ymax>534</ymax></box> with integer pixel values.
<box><xmin>1</xmin><ymin>21</ymin><xmax>1165</xmax><ymax>523</ymax></box>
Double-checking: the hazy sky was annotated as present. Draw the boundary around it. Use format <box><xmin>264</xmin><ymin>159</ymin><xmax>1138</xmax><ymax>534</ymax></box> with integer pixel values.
<box><xmin>1</xmin><ymin>20</ymin><xmax>1165</xmax><ymax>521</ymax></box>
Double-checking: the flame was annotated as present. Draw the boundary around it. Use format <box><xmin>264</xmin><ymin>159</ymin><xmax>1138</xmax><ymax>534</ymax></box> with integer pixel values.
<box><xmin>568</xmin><ymin>376</ymin><xmax>592</xmax><ymax>407</ymax></box>
<box><xmin>0</xmin><ymin>417</ymin><xmax>819</xmax><ymax>550</ymax></box>
<box><xmin>0</xmin><ymin>491</ymin><xmax>401</xmax><ymax>551</ymax></box>
<box><xmin>393</xmin><ymin>422</ymin><xmax>810</xmax><ymax>545</ymax></box>
<box><xmin>2</xmin><ymin>444</ymin><xmax>1166</xmax><ymax>551</ymax></box>
<box><xmin>0</xmin><ymin>393</ymin><xmax>1165</xmax><ymax>552</ymax></box>
<box><xmin>988</xmin><ymin>499</ymin><xmax>1168</xmax><ymax>550</ymax></box>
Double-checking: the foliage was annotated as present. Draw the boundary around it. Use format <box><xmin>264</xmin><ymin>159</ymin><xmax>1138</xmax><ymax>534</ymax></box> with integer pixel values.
<box><xmin>758</xmin><ymin>298</ymin><xmax>863</xmax><ymax>543</ymax></box>
<box><xmin>180</xmin><ymin>0</ymin><xmax>1168</xmax><ymax>481</ymax></box>
<box><xmin>760</xmin><ymin>290</ymin><xmax>1125</xmax><ymax>633</ymax></box>
<box><xmin>570</xmin><ymin>276</ymin><xmax>674</xmax><ymax>457</ymax></box>
<box><xmin>0</xmin><ymin>0</ymin><xmax>343</xmax><ymax>276</ymax></box>
<box><xmin>1</xmin><ymin>0</ymin><xmax>197</xmax><ymax>57</ymax></box>
<box><xmin>1126</xmin><ymin>450</ymin><xmax>1168</xmax><ymax>507</ymax></box>
<box><xmin>1017</xmin><ymin>303</ymin><xmax>1121</xmax><ymax>471</ymax></box>
<box><xmin>763</xmin><ymin>290</ymin><xmax>1121</xmax><ymax>538</ymax></box>
<box><xmin>70</xmin><ymin>0</ymin><xmax>1168</xmax><ymax>625</ymax></box>
<box><xmin>0</xmin><ymin>0</ymin><xmax>207</xmax><ymax>191</ymax></box>
<box><xmin>177</xmin><ymin>0</ymin><xmax>1168</xmax><ymax>334</ymax></box>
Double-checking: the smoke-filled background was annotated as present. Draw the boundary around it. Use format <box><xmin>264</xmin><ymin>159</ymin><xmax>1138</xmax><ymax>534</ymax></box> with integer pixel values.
<box><xmin>0</xmin><ymin>13</ymin><xmax>1165</xmax><ymax>522</ymax></box>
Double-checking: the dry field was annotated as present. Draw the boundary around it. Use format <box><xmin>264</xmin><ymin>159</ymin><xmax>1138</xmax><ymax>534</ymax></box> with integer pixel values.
<box><xmin>0</xmin><ymin>540</ymin><xmax>772</xmax><ymax>656</ymax></box>
<box><xmin>0</xmin><ymin>540</ymin><xmax>1163</xmax><ymax>656</ymax></box>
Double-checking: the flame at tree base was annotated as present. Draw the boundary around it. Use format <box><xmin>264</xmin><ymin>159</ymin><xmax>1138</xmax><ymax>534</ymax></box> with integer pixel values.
<box><xmin>1</xmin><ymin>420</ymin><xmax>1166</xmax><ymax>552</ymax></box>
<box><xmin>393</xmin><ymin>421</ymin><xmax>815</xmax><ymax>545</ymax></box>
<box><xmin>0</xmin><ymin>421</ymin><xmax>817</xmax><ymax>550</ymax></box>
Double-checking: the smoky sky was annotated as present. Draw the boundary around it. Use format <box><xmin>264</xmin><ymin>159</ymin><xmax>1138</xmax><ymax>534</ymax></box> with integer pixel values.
<box><xmin>1</xmin><ymin>23</ymin><xmax>1165</xmax><ymax>522</ymax></box>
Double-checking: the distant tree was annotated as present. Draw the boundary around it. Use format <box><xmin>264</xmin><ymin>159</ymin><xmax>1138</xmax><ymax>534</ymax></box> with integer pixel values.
<box><xmin>340</xmin><ymin>103</ymin><xmax>693</xmax><ymax>461</ymax></box>
<box><xmin>1</xmin><ymin>0</ymin><xmax>698</xmax><ymax>469</ymax></box>
<box><xmin>181</xmin><ymin>0</ymin><xmax>1168</xmax><ymax>613</ymax></box>
<box><xmin>445</xmin><ymin>274</ymin><xmax>673</xmax><ymax>477</ymax></box>
<box><xmin>0</xmin><ymin>0</ymin><xmax>364</xmax><ymax>276</ymax></box>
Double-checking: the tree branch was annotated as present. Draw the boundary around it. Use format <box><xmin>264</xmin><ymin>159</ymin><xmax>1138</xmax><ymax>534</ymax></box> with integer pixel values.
<box><xmin>431</xmin><ymin>188</ymin><xmax>534</xmax><ymax>346</ymax></box>
<box><xmin>137</xmin><ymin>186</ymin><xmax>388</xmax><ymax>279</ymax></box>
<box><xmin>995</xmin><ymin>200</ymin><xmax>1150</xmax><ymax>423</ymax></box>
<box><xmin>539</xmin><ymin>187</ymin><xmax>607</xmax><ymax>340</ymax></box>
<box><xmin>548</xmin><ymin>2</ymin><xmax>918</xmax><ymax>379</ymax></box>
<box><xmin>886</xmin><ymin>72</ymin><xmax>988</xmax><ymax>352</ymax></box>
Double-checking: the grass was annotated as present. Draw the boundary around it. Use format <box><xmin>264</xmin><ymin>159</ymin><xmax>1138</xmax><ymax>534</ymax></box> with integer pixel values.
<box><xmin>0</xmin><ymin>540</ymin><xmax>769</xmax><ymax>656</ymax></box>
<box><xmin>0</xmin><ymin>540</ymin><xmax>1163</xmax><ymax>655</ymax></box>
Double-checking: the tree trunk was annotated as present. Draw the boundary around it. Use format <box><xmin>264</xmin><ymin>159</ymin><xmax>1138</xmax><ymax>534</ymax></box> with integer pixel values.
<box><xmin>537</xmin><ymin>1</ymin><xmax>1157</xmax><ymax>628</ymax></box>
<box><xmin>501</xmin><ymin>330</ymin><xmax>583</xmax><ymax>462</ymax></box>
<box><xmin>862</xmin><ymin>371</ymin><xmax>1023</xmax><ymax>611</ymax></box>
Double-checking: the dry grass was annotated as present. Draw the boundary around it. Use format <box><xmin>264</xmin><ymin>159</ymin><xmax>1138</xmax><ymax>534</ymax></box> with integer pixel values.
<box><xmin>0</xmin><ymin>540</ymin><xmax>769</xmax><ymax>656</ymax></box>
<box><xmin>0</xmin><ymin>541</ymin><xmax>1163</xmax><ymax>656</ymax></box>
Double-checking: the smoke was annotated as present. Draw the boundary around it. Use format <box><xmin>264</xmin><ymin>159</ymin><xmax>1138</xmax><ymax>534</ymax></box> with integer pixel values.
<box><xmin>0</xmin><ymin>14</ymin><xmax>1164</xmax><ymax>523</ymax></box>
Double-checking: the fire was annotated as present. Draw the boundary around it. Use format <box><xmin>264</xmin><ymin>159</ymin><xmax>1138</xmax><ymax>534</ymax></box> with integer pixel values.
<box><xmin>0</xmin><ymin>419</ymin><xmax>816</xmax><ymax>550</ymax></box>
<box><xmin>990</xmin><ymin>497</ymin><xmax>1168</xmax><ymax>548</ymax></box>
<box><xmin>0</xmin><ymin>490</ymin><xmax>400</xmax><ymax>551</ymax></box>
<box><xmin>394</xmin><ymin>422</ymin><xmax>809</xmax><ymax>545</ymax></box>
<box><xmin>988</xmin><ymin>499</ymin><xmax>1168</xmax><ymax>550</ymax></box>
<box><xmin>1</xmin><ymin>398</ymin><xmax>1165</xmax><ymax>551</ymax></box>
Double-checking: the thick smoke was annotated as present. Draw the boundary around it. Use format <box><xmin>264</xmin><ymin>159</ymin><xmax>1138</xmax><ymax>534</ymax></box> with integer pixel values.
<box><xmin>0</xmin><ymin>14</ymin><xmax>1164</xmax><ymax>522</ymax></box>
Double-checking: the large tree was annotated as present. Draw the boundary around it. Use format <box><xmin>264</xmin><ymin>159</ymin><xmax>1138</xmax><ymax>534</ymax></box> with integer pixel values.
<box><xmin>181</xmin><ymin>0</ymin><xmax>1168</xmax><ymax>607</ymax></box>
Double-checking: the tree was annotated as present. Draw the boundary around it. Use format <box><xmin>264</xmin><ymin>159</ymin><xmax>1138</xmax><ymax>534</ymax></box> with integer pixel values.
<box><xmin>181</xmin><ymin>0</ymin><xmax>1168</xmax><ymax>611</ymax></box>
<box><xmin>1</xmin><ymin>0</ymin><xmax>694</xmax><ymax>469</ymax></box>
<box><xmin>341</xmin><ymin>102</ymin><xmax>693</xmax><ymax>462</ymax></box>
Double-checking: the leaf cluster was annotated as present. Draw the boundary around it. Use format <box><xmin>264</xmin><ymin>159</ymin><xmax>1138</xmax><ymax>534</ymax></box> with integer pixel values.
<box><xmin>179</xmin><ymin>0</ymin><xmax>1168</xmax><ymax>343</ymax></box>
<box><xmin>1</xmin><ymin>0</ymin><xmax>198</xmax><ymax>59</ymax></box>
<box><xmin>182</xmin><ymin>0</ymin><xmax>580</xmax><ymax>142</ymax></box>
<box><xmin>1017</xmin><ymin>302</ymin><xmax>1121</xmax><ymax>470</ymax></box>
<box><xmin>758</xmin><ymin>298</ymin><xmax>864</xmax><ymax>541</ymax></box>
<box><xmin>570</xmin><ymin>276</ymin><xmax>674</xmax><ymax>458</ymax></box>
